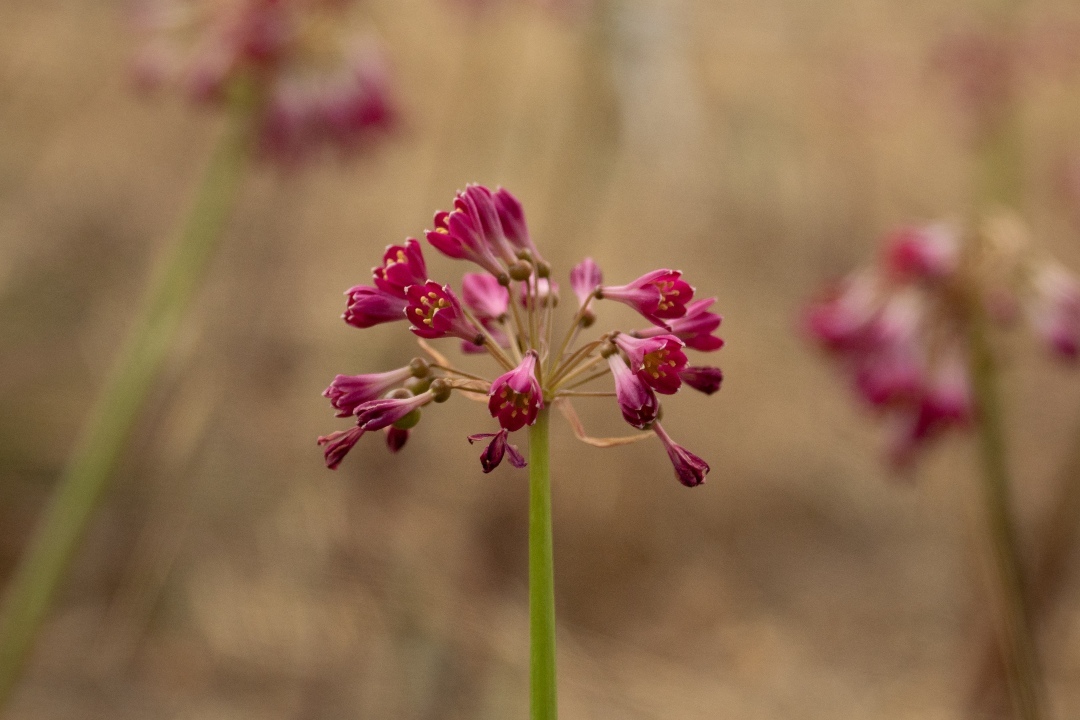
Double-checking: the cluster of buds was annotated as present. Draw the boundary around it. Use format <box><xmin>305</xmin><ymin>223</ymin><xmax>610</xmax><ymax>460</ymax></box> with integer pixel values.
<box><xmin>133</xmin><ymin>0</ymin><xmax>396</xmax><ymax>161</ymax></box>
<box><xmin>805</xmin><ymin>217</ymin><xmax>1080</xmax><ymax>465</ymax></box>
<box><xmin>319</xmin><ymin>184</ymin><xmax>725</xmax><ymax>486</ymax></box>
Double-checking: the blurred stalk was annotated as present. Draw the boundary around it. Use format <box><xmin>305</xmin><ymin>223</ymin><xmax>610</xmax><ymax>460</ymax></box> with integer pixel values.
<box><xmin>0</xmin><ymin>84</ymin><xmax>257</xmax><ymax>711</ymax></box>
<box><xmin>966</xmin><ymin>301</ymin><xmax>1046</xmax><ymax>720</ymax></box>
<box><xmin>528</xmin><ymin>407</ymin><xmax>557</xmax><ymax>720</ymax></box>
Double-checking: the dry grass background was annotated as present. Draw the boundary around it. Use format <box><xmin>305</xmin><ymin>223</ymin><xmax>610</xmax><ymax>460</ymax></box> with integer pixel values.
<box><xmin>4</xmin><ymin>0</ymin><xmax>1080</xmax><ymax>717</ymax></box>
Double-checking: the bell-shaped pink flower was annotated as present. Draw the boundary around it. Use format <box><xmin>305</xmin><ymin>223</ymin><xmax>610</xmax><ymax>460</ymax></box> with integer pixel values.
<box><xmin>679</xmin><ymin>366</ymin><xmax>724</xmax><ymax>395</ymax></box>
<box><xmin>426</xmin><ymin>194</ymin><xmax>509</xmax><ymax>281</ymax></box>
<box><xmin>373</xmin><ymin>238</ymin><xmax>428</xmax><ymax>299</ymax></box>
<box><xmin>570</xmin><ymin>258</ymin><xmax>602</xmax><ymax>308</ymax></box>
<box><xmin>635</xmin><ymin>296</ymin><xmax>724</xmax><ymax>351</ymax></box>
<box><xmin>354</xmin><ymin>391</ymin><xmax>433</xmax><ymax>431</ymax></box>
<box><xmin>652</xmin><ymin>422</ymin><xmax>709</xmax><ymax>487</ymax></box>
<box><xmin>318</xmin><ymin>426</ymin><xmax>365</xmax><ymax>470</ymax></box>
<box><xmin>323</xmin><ymin>366</ymin><xmax>416</xmax><ymax>417</ymax></box>
<box><xmin>886</xmin><ymin>351</ymin><xmax>973</xmax><ymax>467</ymax></box>
<box><xmin>344</xmin><ymin>285</ymin><xmax>407</xmax><ymax>328</ymax></box>
<box><xmin>488</xmin><ymin>351</ymin><xmax>543</xmax><ymax>432</ymax></box>
<box><xmin>468</xmin><ymin>429</ymin><xmax>527</xmax><ymax>472</ymax></box>
<box><xmin>804</xmin><ymin>275</ymin><xmax>881</xmax><ymax>353</ymax></box>
<box><xmin>613</xmin><ymin>334</ymin><xmax>688</xmax><ymax>395</ymax></box>
<box><xmin>599</xmin><ymin>269</ymin><xmax>694</xmax><ymax>325</ymax></box>
<box><xmin>406</xmin><ymin>281</ymin><xmax>485</xmax><ymax>343</ymax></box>
<box><xmin>606</xmin><ymin>354</ymin><xmax>659</xmax><ymax>429</ymax></box>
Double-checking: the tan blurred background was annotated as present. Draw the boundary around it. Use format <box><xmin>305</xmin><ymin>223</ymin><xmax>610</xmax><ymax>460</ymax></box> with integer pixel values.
<box><xmin>4</xmin><ymin>0</ymin><xmax>1080</xmax><ymax>717</ymax></box>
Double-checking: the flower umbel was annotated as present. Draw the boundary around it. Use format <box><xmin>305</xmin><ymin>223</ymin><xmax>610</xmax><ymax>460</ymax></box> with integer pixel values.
<box><xmin>805</xmin><ymin>214</ymin><xmax>1080</xmax><ymax>466</ymax></box>
<box><xmin>319</xmin><ymin>184</ymin><xmax>724</xmax><ymax>481</ymax></box>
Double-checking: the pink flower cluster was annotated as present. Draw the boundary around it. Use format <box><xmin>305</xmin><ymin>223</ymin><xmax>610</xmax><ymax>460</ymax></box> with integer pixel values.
<box><xmin>320</xmin><ymin>184</ymin><xmax>725</xmax><ymax>486</ymax></box>
<box><xmin>133</xmin><ymin>0</ymin><xmax>396</xmax><ymax>161</ymax></box>
<box><xmin>806</xmin><ymin>222</ymin><xmax>1080</xmax><ymax>465</ymax></box>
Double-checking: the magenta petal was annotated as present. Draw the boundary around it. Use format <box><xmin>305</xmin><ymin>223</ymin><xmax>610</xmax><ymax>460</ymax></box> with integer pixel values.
<box><xmin>488</xmin><ymin>351</ymin><xmax>543</xmax><ymax>432</ymax></box>
<box><xmin>344</xmin><ymin>285</ymin><xmax>408</xmax><ymax>328</ymax></box>
<box><xmin>385</xmin><ymin>427</ymin><xmax>409</xmax><ymax>453</ymax></box>
<box><xmin>653</xmin><ymin>422</ymin><xmax>709</xmax><ymax>487</ymax></box>
<box><xmin>607</xmin><ymin>354</ymin><xmax>659</xmax><ymax>429</ymax></box>
<box><xmin>679</xmin><ymin>366</ymin><xmax>724</xmax><ymax>395</ymax></box>
<box><xmin>570</xmin><ymin>257</ymin><xmax>603</xmax><ymax>307</ymax></box>
<box><xmin>318</xmin><ymin>426</ymin><xmax>365</xmax><ymax>469</ymax></box>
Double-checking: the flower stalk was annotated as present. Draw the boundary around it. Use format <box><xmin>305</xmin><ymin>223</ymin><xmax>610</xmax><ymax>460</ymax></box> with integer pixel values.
<box><xmin>0</xmin><ymin>85</ymin><xmax>256</xmax><ymax>710</ymax></box>
<box><xmin>528</xmin><ymin>407</ymin><xmax>557</xmax><ymax>720</ymax></box>
<box><xmin>966</xmin><ymin>299</ymin><xmax>1045</xmax><ymax>720</ymax></box>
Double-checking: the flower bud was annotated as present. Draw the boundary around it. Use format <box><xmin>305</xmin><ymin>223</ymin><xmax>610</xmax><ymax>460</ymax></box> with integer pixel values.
<box><xmin>430</xmin><ymin>377</ymin><xmax>452</xmax><ymax>403</ymax></box>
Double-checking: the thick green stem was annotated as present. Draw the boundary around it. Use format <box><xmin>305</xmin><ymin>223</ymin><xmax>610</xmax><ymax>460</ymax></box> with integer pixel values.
<box><xmin>967</xmin><ymin>308</ymin><xmax>1045</xmax><ymax>720</ymax></box>
<box><xmin>528</xmin><ymin>407</ymin><xmax>557</xmax><ymax>720</ymax></box>
<box><xmin>0</xmin><ymin>96</ymin><xmax>254</xmax><ymax>710</ymax></box>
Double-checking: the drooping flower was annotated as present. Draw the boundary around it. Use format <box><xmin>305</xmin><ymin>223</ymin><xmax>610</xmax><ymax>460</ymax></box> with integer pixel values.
<box><xmin>613</xmin><ymin>333</ymin><xmax>687</xmax><ymax>395</ymax></box>
<box><xmin>882</xmin><ymin>224</ymin><xmax>960</xmax><ymax>282</ymax></box>
<box><xmin>679</xmin><ymin>366</ymin><xmax>724</xmax><ymax>395</ymax></box>
<box><xmin>323</xmin><ymin>358</ymin><xmax>429</xmax><ymax>417</ymax></box>
<box><xmin>385</xmin><ymin>427</ymin><xmax>409</xmax><ymax>453</ymax></box>
<box><xmin>317</xmin><ymin>426</ymin><xmax>365</xmax><ymax>469</ymax></box>
<box><xmin>344</xmin><ymin>285</ymin><xmax>407</xmax><ymax>328</ymax></box>
<box><xmin>652</xmin><ymin>422</ymin><xmax>709</xmax><ymax>487</ymax></box>
<box><xmin>468</xmin><ymin>429</ymin><xmax>527</xmax><ymax>472</ymax></box>
<box><xmin>606</xmin><ymin>352</ymin><xmax>659</xmax><ymax>429</ymax></box>
<box><xmin>635</xmin><ymin>297</ymin><xmax>723</xmax><ymax>351</ymax></box>
<box><xmin>488</xmin><ymin>351</ymin><xmax>543</xmax><ymax>432</ymax></box>
<box><xmin>598</xmin><ymin>269</ymin><xmax>694</xmax><ymax>325</ymax></box>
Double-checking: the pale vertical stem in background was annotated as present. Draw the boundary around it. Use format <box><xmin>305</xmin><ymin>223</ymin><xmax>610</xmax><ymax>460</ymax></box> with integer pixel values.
<box><xmin>528</xmin><ymin>407</ymin><xmax>557</xmax><ymax>720</ymax></box>
<box><xmin>0</xmin><ymin>91</ymin><xmax>256</xmax><ymax>711</ymax></box>
<box><xmin>966</xmin><ymin>303</ymin><xmax>1046</xmax><ymax>720</ymax></box>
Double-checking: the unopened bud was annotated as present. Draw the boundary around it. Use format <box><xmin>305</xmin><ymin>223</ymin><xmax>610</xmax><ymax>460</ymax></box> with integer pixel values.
<box><xmin>509</xmin><ymin>260</ymin><xmax>533</xmax><ymax>281</ymax></box>
<box><xmin>409</xmin><ymin>357</ymin><xmax>430</xmax><ymax>378</ymax></box>
<box><xmin>599</xmin><ymin>342</ymin><xmax>619</xmax><ymax>359</ymax></box>
<box><xmin>430</xmin><ymin>377</ymin><xmax>452</xmax><ymax>403</ymax></box>
<box><xmin>580</xmin><ymin>309</ymin><xmax>596</xmax><ymax>328</ymax></box>
<box><xmin>536</xmin><ymin>260</ymin><xmax>551</xmax><ymax>278</ymax></box>
<box><xmin>496</xmin><ymin>272</ymin><xmax>511</xmax><ymax>286</ymax></box>
<box><xmin>387</xmin><ymin>388</ymin><xmax>413</xmax><ymax>400</ymax></box>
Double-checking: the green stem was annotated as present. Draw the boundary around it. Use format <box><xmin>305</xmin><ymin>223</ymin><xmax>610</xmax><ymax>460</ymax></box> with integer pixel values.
<box><xmin>0</xmin><ymin>94</ymin><xmax>255</xmax><ymax>710</ymax></box>
<box><xmin>528</xmin><ymin>407</ymin><xmax>557</xmax><ymax>720</ymax></box>
<box><xmin>967</xmin><ymin>306</ymin><xmax>1044</xmax><ymax>720</ymax></box>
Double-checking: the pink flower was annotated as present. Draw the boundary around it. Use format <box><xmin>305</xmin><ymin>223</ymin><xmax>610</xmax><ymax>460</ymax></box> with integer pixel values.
<box><xmin>606</xmin><ymin>353</ymin><xmax>659</xmax><ymax>429</ymax></box>
<box><xmin>354</xmin><ymin>391</ymin><xmax>433</xmax><ymax>431</ymax></box>
<box><xmin>679</xmin><ymin>366</ymin><xmax>723</xmax><ymax>395</ymax></box>
<box><xmin>426</xmin><ymin>192</ymin><xmax>509</xmax><ymax>281</ymax></box>
<box><xmin>373</xmin><ymin>238</ymin><xmax>428</xmax><ymax>299</ymax></box>
<box><xmin>1027</xmin><ymin>263</ymin><xmax>1080</xmax><ymax>361</ymax></box>
<box><xmin>462</xmin><ymin>272</ymin><xmax>510</xmax><ymax>320</ymax></box>
<box><xmin>882</xmin><ymin>224</ymin><xmax>959</xmax><ymax>282</ymax></box>
<box><xmin>652</xmin><ymin>422</ymin><xmax>709</xmax><ymax>487</ymax></box>
<box><xmin>323</xmin><ymin>365</ymin><xmax>416</xmax><ymax>417</ymax></box>
<box><xmin>570</xmin><ymin>257</ymin><xmax>602</xmax><ymax>308</ymax></box>
<box><xmin>385</xmin><ymin>427</ymin><xmax>409</xmax><ymax>453</ymax></box>
<box><xmin>493</xmin><ymin>187</ymin><xmax>546</xmax><ymax>267</ymax></box>
<box><xmin>406</xmin><ymin>281</ymin><xmax>485</xmax><ymax>343</ymax></box>
<box><xmin>635</xmin><ymin>297</ymin><xmax>723</xmax><ymax>351</ymax></box>
<box><xmin>598</xmin><ymin>269</ymin><xmax>694</xmax><ymax>325</ymax></box>
<box><xmin>344</xmin><ymin>285</ymin><xmax>407</xmax><ymax>328</ymax></box>
<box><xmin>488</xmin><ymin>351</ymin><xmax>543</xmax><ymax>432</ymax></box>
<box><xmin>318</xmin><ymin>426</ymin><xmax>365</xmax><ymax>470</ymax></box>
<box><xmin>613</xmin><ymin>333</ymin><xmax>687</xmax><ymax>395</ymax></box>
<box><xmin>520</xmin><ymin>277</ymin><xmax>559</xmax><ymax>309</ymax></box>
<box><xmin>886</xmin><ymin>352</ymin><xmax>973</xmax><ymax>467</ymax></box>
<box><xmin>468</xmin><ymin>429</ymin><xmax>527</xmax><ymax>472</ymax></box>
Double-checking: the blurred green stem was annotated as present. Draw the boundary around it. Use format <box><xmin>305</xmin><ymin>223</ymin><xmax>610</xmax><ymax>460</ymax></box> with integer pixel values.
<box><xmin>528</xmin><ymin>407</ymin><xmax>557</xmax><ymax>720</ymax></box>
<box><xmin>966</xmin><ymin>304</ymin><xmax>1045</xmax><ymax>720</ymax></box>
<box><xmin>0</xmin><ymin>92</ymin><xmax>255</xmax><ymax>710</ymax></box>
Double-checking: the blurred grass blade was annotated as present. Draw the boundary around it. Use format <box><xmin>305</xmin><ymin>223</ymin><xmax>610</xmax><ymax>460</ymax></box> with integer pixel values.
<box><xmin>0</xmin><ymin>92</ymin><xmax>255</xmax><ymax>710</ymax></box>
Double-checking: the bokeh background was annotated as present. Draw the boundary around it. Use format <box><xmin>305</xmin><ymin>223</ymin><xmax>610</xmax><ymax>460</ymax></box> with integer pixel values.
<box><xmin>4</xmin><ymin>0</ymin><xmax>1080</xmax><ymax>717</ymax></box>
